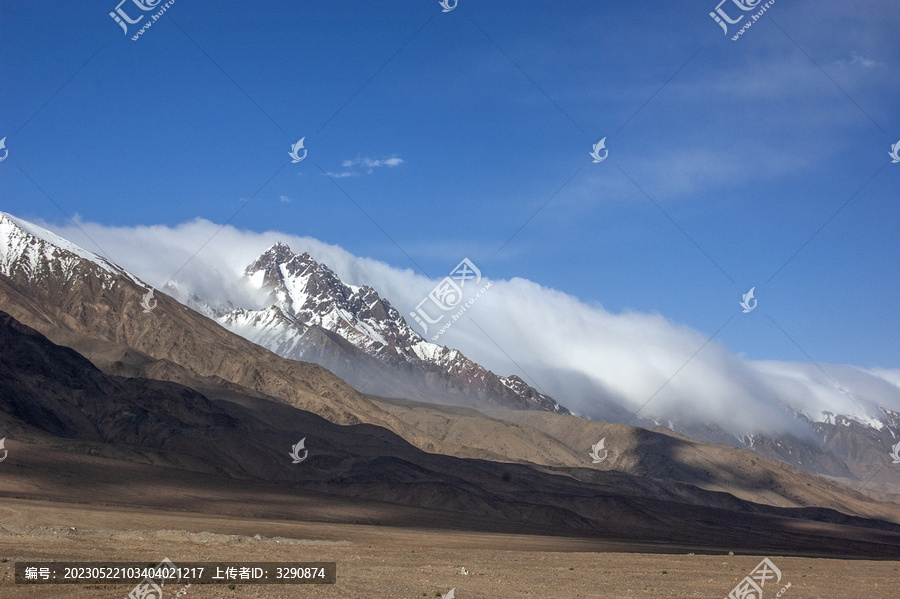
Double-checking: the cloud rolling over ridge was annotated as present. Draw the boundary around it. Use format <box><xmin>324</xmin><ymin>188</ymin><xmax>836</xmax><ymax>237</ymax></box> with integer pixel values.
<box><xmin>41</xmin><ymin>217</ymin><xmax>900</xmax><ymax>437</ymax></box>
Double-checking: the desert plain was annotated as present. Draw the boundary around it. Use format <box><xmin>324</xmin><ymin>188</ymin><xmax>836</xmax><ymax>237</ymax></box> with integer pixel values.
<box><xmin>1</xmin><ymin>498</ymin><xmax>898</xmax><ymax>599</ymax></box>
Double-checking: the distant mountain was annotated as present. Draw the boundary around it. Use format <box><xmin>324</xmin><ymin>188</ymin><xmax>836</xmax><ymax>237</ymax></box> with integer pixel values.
<box><xmin>212</xmin><ymin>243</ymin><xmax>568</xmax><ymax>414</ymax></box>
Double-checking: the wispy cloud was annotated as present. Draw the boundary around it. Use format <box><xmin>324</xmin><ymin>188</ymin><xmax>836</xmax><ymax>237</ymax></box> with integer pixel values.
<box><xmin>325</xmin><ymin>156</ymin><xmax>404</xmax><ymax>179</ymax></box>
<box><xmin>834</xmin><ymin>52</ymin><xmax>880</xmax><ymax>69</ymax></box>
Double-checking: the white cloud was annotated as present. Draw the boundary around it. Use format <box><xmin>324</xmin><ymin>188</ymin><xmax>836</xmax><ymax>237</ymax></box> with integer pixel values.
<box><xmin>834</xmin><ymin>52</ymin><xmax>879</xmax><ymax>69</ymax></box>
<box><xmin>869</xmin><ymin>367</ymin><xmax>900</xmax><ymax>389</ymax></box>
<box><xmin>279</xmin><ymin>195</ymin><xmax>292</xmax><ymax>203</ymax></box>
<box><xmin>326</xmin><ymin>156</ymin><xmax>404</xmax><ymax>178</ymax></box>
<box><xmin>36</xmin><ymin>216</ymin><xmax>900</xmax><ymax>436</ymax></box>
<box><xmin>342</xmin><ymin>157</ymin><xmax>404</xmax><ymax>169</ymax></box>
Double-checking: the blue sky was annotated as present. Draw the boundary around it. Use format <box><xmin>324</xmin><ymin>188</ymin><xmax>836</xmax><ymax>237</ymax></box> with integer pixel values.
<box><xmin>1</xmin><ymin>0</ymin><xmax>898</xmax><ymax>369</ymax></box>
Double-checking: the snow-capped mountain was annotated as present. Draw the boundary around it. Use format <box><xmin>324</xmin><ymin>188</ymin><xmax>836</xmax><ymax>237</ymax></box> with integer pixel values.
<box><xmin>1</xmin><ymin>211</ymin><xmax>897</xmax><ymax>491</ymax></box>
<box><xmin>0</xmin><ymin>212</ymin><xmax>418</xmax><ymax>431</ymax></box>
<box><xmin>214</xmin><ymin>243</ymin><xmax>568</xmax><ymax>413</ymax></box>
<box><xmin>0</xmin><ymin>213</ymin><xmax>144</xmax><ymax>287</ymax></box>
<box><xmin>0</xmin><ymin>215</ymin><xmax>566</xmax><ymax>419</ymax></box>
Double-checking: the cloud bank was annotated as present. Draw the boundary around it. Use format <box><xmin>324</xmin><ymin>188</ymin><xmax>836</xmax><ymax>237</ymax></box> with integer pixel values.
<box><xmin>40</xmin><ymin>217</ymin><xmax>900</xmax><ymax>436</ymax></box>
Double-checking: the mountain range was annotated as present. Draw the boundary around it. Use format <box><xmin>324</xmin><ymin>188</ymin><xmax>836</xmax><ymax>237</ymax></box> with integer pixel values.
<box><xmin>152</xmin><ymin>232</ymin><xmax>900</xmax><ymax>496</ymax></box>
<box><xmin>1</xmin><ymin>210</ymin><xmax>899</xmax><ymax>557</ymax></box>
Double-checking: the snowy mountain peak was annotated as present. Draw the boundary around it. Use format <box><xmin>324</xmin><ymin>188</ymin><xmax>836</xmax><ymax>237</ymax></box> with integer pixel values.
<box><xmin>252</xmin><ymin>242</ymin><xmax>296</xmax><ymax>267</ymax></box>
<box><xmin>243</xmin><ymin>243</ymin><xmax>420</xmax><ymax>352</ymax></box>
<box><xmin>219</xmin><ymin>244</ymin><xmax>569</xmax><ymax>414</ymax></box>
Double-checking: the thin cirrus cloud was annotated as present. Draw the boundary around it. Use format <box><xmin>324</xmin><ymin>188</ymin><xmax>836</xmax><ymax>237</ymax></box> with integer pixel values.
<box><xmin>627</xmin><ymin>146</ymin><xmax>810</xmax><ymax>198</ymax></box>
<box><xmin>324</xmin><ymin>156</ymin><xmax>404</xmax><ymax>178</ymax></box>
<box><xmin>674</xmin><ymin>49</ymin><xmax>891</xmax><ymax>129</ymax></box>
<box><xmin>36</xmin><ymin>216</ymin><xmax>900</xmax><ymax>437</ymax></box>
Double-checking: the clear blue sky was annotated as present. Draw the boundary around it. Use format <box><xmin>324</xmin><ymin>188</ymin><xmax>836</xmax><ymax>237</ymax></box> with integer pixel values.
<box><xmin>1</xmin><ymin>0</ymin><xmax>898</xmax><ymax>368</ymax></box>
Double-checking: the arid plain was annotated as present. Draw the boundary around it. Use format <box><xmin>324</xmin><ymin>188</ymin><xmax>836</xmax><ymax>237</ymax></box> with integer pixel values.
<box><xmin>1</xmin><ymin>499</ymin><xmax>899</xmax><ymax>599</ymax></box>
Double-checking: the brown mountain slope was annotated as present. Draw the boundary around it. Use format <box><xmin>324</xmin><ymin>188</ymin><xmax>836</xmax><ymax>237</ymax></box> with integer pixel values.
<box><xmin>2</xmin><ymin>310</ymin><xmax>900</xmax><ymax>558</ymax></box>
<box><xmin>4</xmin><ymin>266</ymin><xmax>899</xmax><ymax>527</ymax></box>
<box><xmin>488</xmin><ymin>408</ymin><xmax>900</xmax><ymax>523</ymax></box>
<box><xmin>0</xmin><ymin>260</ymin><xmax>430</xmax><ymax>445</ymax></box>
<box><xmin>370</xmin><ymin>396</ymin><xmax>900</xmax><ymax>525</ymax></box>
